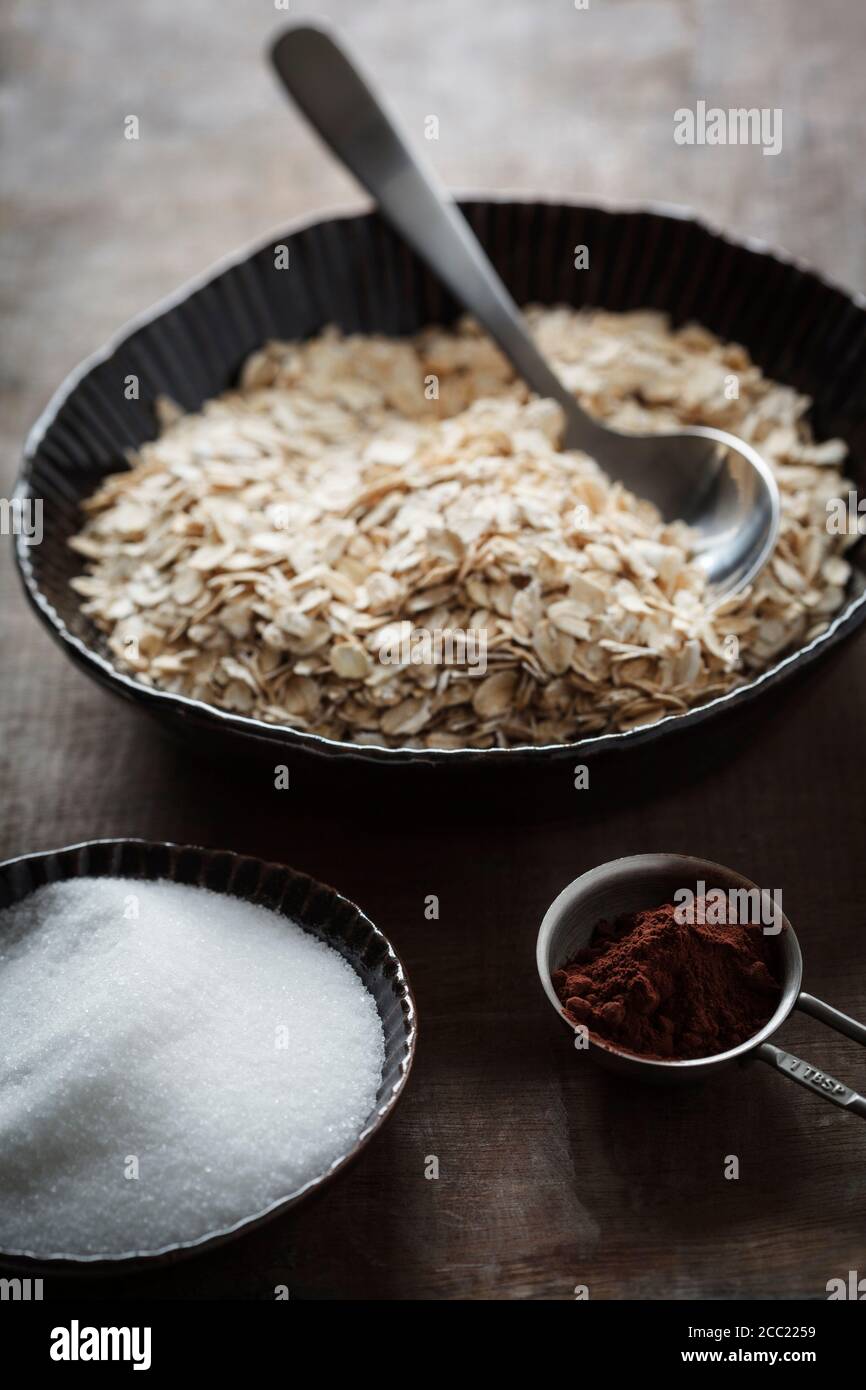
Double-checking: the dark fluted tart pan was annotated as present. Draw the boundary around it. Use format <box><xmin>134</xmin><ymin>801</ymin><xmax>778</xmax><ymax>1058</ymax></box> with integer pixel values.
<box><xmin>0</xmin><ymin>839</ymin><xmax>416</xmax><ymax>1270</ymax></box>
<box><xmin>14</xmin><ymin>198</ymin><xmax>866</xmax><ymax>767</ymax></box>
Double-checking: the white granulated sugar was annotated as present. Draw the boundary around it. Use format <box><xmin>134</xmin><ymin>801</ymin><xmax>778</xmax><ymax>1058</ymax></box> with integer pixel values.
<box><xmin>0</xmin><ymin>877</ymin><xmax>385</xmax><ymax>1257</ymax></box>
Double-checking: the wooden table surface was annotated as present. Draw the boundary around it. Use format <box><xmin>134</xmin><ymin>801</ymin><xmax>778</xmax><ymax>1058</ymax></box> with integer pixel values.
<box><xmin>3</xmin><ymin>0</ymin><xmax>865</xmax><ymax>1300</ymax></box>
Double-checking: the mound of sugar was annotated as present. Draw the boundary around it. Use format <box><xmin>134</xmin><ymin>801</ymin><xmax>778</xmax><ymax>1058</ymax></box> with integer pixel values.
<box><xmin>0</xmin><ymin>876</ymin><xmax>385</xmax><ymax>1256</ymax></box>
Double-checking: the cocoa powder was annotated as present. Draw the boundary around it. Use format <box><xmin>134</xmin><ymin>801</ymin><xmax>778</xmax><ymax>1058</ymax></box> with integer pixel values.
<box><xmin>552</xmin><ymin>898</ymin><xmax>782</xmax><ymax>1060</ymax></box>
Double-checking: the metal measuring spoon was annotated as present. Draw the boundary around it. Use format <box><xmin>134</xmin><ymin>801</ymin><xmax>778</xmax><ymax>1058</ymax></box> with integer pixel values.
<box><xmin>537</xmin><ymin>854</ymin><xmax>866</xmax><ymax>1119</ymax></box>
<box><xmin>271</xmin><ymin>24</ymin><xmax>781</xmax><ymax>599</ymax></box>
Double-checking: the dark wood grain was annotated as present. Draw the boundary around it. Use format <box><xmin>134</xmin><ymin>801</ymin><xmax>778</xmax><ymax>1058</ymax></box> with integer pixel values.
<box><xmin>2</xmin><ymin>0</ymin><xmax>866</xmax><ymax>1300</ymax></box>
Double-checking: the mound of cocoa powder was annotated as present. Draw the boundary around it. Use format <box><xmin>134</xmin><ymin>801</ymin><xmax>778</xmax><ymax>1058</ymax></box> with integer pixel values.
<box><xmin>552</xmin><ymin>899</ymin><xmax>782</xmax><ymax>1060</ymax></box>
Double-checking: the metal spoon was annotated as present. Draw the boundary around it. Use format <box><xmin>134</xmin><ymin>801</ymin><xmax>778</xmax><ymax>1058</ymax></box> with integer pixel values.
<box><xmin>271</xmin><ymin>23</ymin><xmax>780</xmax><ymax>598</ymax></box>
<box><xmin>537</xmin><ymin>855</ymin><xmax>866</xmax><ymax>1119</ymax></box>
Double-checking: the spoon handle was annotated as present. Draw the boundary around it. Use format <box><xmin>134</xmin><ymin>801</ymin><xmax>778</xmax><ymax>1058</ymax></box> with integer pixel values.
<box><xmin>270</xmin><ymin>24</ymin><xmax>587</xmax><ymax>428</ymax></box>
<box><xmin>755</xmin><ymin>1042</ymin><xmax>866</xmax><ymax>1119</ymax></box>
<box><xmin>795</xmin><ymin>990</ymin><xmax>866</xmax><ymax>1046</ymax></box>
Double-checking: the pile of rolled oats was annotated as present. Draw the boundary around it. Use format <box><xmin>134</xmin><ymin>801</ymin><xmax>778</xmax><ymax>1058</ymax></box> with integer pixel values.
<box><xmin>69</xmin><ymin>309</ymin><xmax>855</xmax><ymax>749</ymax></box>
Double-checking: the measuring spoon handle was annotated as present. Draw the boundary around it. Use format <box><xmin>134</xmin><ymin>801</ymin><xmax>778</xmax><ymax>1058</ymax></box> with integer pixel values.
<box><xmin>756</xmin><ymin>1042</ymin><xmax>866</xmax><ymax>1119</ymax></box>
<box><xmin>795</xmin><ymin>991</ymin><xmax>866</xmax><ymax>1046</ymax></box>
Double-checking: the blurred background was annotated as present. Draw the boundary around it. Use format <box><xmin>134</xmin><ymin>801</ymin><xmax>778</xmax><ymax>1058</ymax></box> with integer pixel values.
<box><xmin>4</xmin><ymin>0</ymin><xmax>866</xmax><ymax>460</ymax></box>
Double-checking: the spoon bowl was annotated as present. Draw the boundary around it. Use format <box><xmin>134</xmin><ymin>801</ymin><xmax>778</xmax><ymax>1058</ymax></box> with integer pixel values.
<box><xmin>563</xmin><ymin>421</ymin><xmax>781</xmax><ymax>593</ymax></box>
<box><xmin>271</xmin><ymin>23</ymin><xmax>781</xmax><ymax>598</ymax></box>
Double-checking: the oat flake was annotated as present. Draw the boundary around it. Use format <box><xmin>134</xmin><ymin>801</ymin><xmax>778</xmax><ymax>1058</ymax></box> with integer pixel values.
<box><xmin>69</xmin><ymin>309</ymin><xmax>855</xmax><ymax>750</ymax></box>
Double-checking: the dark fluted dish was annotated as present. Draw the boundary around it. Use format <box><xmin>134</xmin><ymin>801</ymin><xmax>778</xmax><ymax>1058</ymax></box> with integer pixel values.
<box><xmin>0</xmin><ymin>839</ymin><xmax>416</xmax><ymax>1270</ymax></box>
<box><xmin>14</xmin><ymin>199</ymin><xmax>866</xmax><ymax>767</ymax></box>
